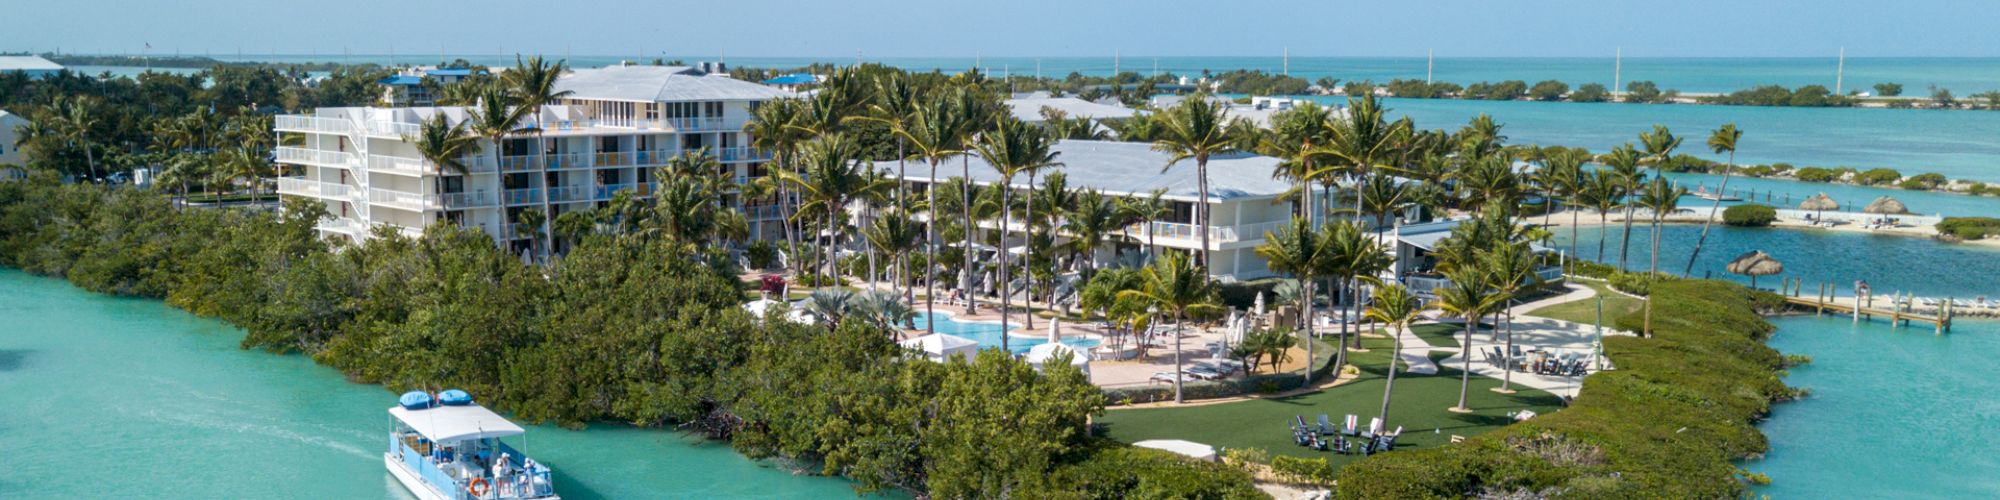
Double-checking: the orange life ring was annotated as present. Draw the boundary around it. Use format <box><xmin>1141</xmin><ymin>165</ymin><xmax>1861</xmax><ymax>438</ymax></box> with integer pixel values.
<box><xmin>467</xmin><ymin>477</ymin><xmax>489</xmax><ymax>497</ymax></box>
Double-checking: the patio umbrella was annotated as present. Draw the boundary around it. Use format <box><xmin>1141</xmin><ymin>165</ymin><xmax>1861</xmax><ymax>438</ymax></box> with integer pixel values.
<box><xmin>1799</xmin><ymin>193</ymin><xmax>1838</xmax><ymax>220</ymax></box>
<box><xmin>1726</xmin><ymin>250</ymin><xmax>1784</xmax><ymax>288</ymax></box>
<box><xmin>1863</xmin><ymin>196</ymin><xmax>1909</xmax><ymax>215</ymax></box>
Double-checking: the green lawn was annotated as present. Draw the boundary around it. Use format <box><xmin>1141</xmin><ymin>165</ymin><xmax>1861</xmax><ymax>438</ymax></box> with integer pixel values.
<box><xmin>1097</xmin><ymin>331</ymin><xmax>1565</xmax><ymax>466</ymax></box>
<box><xmin>1405</xmin><ymin>322</ymin><xmax>1465</xmax><ymax>348</ymax></box>
<box><xmin>1525</xmin><ymin>280</ymin><xmax>1641</xmax><ymax>326</ymax></box>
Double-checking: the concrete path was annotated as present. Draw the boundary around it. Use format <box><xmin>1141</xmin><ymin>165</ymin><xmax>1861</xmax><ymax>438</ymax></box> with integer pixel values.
<box><xmin>1384</xmin><ymin>325</ymin><xmax>1439</xmax><ymax>375</ymax></box>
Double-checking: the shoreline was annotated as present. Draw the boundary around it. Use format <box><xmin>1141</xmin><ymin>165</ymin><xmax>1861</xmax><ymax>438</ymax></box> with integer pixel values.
<box><xmin>1534</xmin><ymin>210</ymin><xmax>2000</xmax><ymax>250</ymax></box>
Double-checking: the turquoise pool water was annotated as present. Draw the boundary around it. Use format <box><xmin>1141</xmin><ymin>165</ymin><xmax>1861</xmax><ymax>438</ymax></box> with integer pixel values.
<box><xmin>1748</xmin><ymin>316</ymin><xmax>2000</xmax><ymax>498</ymax></box>
<box><xmin>909</xmin><ymin>312</ymin><xmax>1101</xmax><ymax>354</ymax></box>
<box><xmin>0</xmin><ymin>269</ymin><xmax>865</xmax><ymax>499</ymax></box>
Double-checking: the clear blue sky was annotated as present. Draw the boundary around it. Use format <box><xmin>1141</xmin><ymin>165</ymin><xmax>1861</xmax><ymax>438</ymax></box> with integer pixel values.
<box><xmin>8</xmin><ymin>0</ymin><xmax>1998</xmax><ymax>58</ymax></box>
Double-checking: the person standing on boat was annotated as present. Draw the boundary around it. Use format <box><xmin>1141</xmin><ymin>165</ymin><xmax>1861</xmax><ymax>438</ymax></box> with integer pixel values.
<box><xmin>493</xmin><ymin>452</ymin><xmax>514</xmax><ymax>496</ymax></box>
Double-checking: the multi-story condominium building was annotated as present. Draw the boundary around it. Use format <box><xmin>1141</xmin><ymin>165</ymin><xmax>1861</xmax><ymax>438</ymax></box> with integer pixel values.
<box><xmin>274</xmin><ymin>64</ymin><xmax>790</xmax><ymax>255</ymax></box>
<box><xmin>0</xmin><ymin>109</ymin><xmax>28</xmax><ymax>180</ymax></box>
<box><xmin>886</xmin><ymin>139</ymin><xmax>1298</xmax><ymax>281</ymax></box>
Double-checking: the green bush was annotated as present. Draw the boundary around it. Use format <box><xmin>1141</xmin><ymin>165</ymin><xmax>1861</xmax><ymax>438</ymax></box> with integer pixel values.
<box><xmin>1722</xmin><ymin>204</ymin><xmax>1777</xmax><ymax>227</ymax></box>
<box><xmin>1608</xmin><ymin>271</ymin><xmax>1676</xmax><ymax>296</ymax></box>
<box><xmin>1899</xmin><ymin>172</ymin><xmax>1948</xmax><ymax>191</ymax></box>
<box><xmin>1340</xmin><ymin>280</ymin><xmax>1788</xmax><ymax>499</ymax></box>
<box><xmin>1792</xmin><ymin>167</ymin><xmax>1841</xmax><ymax>183</ymax></box>
<box><xmin>1936</xmin><ymin>217</ymin><xmax>2000</xmax><ymax>240</ymax></box>
<box><xmin>1852</xmin><ymin>168</ymin><xmax>1903</xmax><ymax>186</ymax></box>
<box><xmin>745</xmin><ymin>240</ymin><xmax>779</xmax><ymax>269</ymax></box>
<box><xmin>1270</xmin><ymin>455</ymin><xmax>1336</xmax><ymax>486</ymax></box>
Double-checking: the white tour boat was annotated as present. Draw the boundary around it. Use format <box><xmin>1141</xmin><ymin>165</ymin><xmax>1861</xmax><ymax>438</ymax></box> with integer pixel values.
<box><xmin>386</xmin><ymin>390</ymin><xmax>558</xmax><ymax>500</ymax></box>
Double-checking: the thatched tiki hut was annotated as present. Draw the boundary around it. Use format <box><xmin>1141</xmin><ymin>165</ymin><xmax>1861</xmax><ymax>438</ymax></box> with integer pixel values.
<box><xmin>1864</xmin><ymin>196</ymin><xmax>1909</xmax><ymax>215</ymax></box>
<box><xmin>1727</xmin><ymin>250</ymin><xmax>1784</xmax><ymax>288</ymax></box>
<box><xmin>1800</xmin><ymin>193</ymin><xmax>1838</xmax><ymax>220</ymax></box>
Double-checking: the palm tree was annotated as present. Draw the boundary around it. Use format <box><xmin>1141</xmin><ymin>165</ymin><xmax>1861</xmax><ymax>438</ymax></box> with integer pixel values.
<box><xmin>1483</xmin><ymin>242</ymin><xmax>1538</xmax><ymax>393</ymax></box>
<box><xmin>746</xmin><ymin>98</ymin><xmax>811</xmax><ymax>274</ymax></box>
<box><xmin>504</xmin><ymin>56</ymin><xmax>573</xmax><ymax>258</ymax></box>
<box><xmin>1315</xmin><ymin>94</ymin><xmax>1408</xmax><ymax>224</ymax></box>
<box><xmin>54</xmin><ymin>96</ymin><xmax>103</xmax><ymax>181</ymax></box>
<box><xmin>1365</xmin><ymin>284</ymin><xmax>1424</xmax><ymax>425</ymax></box>
<box><xmin>1063</xmin><ymin>189</ymin><xmax>1121</xmax><ymax>275</ymax></box>
<box><xmin>1120</xmin><ymin>189</ymin><xmax>1171</xmax><ymax>264</ymax></box>
<box><xmin>1117</xmin><ymin>252</ymin><xmax>1223</xmax><ymax>404</ymax></box>
<box><xmin>1256</xmin><ymin>217</ymin><xmax>1325</xmax><ymax>381</ymax></box>
<box><xmin>1435</xmin><ymin>266</ymin><xmax>1504</xmax><ymax>413</ymax></box>
<box><xmin>1030</xmin><ymin>173</ymin><xmax>1078</xmax><ymax>315</ymax></box>
<box><xmin>514</xmin><ymin>208</ymin><xmax>547</xmax><ymax>262</ymax></box>
<box><xmin>1152</xmin><ymin>95</ymin><xmax>1237</xmax><ymax>271</ymax></box>
<box><xmin>1636</xmin><ymin>177</ymin><xmax>1687</xmax><ymax>336</ymax></box>
<box><xmin>1265</xmin><ymin>102</ymin><xmax>1336</xmax><ymax>221</ymax></box>
<box><xmin>1321</xmin><ymin>221</ymin><xmax>1391</xmax><ymax>362</ymax></box>
<box><xmin>1356</xmin><ymin>173</ymin><xmax>1412</xmax><ymax>234</ymax></box>
<box><xmin>1638</xmin><ymin>125</ymin><xmax>1683</xmax><ymax>174</ymax></box>
<box><xmin>1685</xmin><ymin>124</ymin><xmax>1742</xmax><ymax>276</ymax></box>
<box><xmin>864</xmin><ymin>208</ymin><xmax>924</xmax><ymax>305</ymax></box>
<box><xmin>1583</xmin><ymin>171</ymin><xmax>1623</xmax><ymax>262</ymax></box>
<box><xmin>893</xmin><ymin>94</ymin><xmax>971</xmax><ymax>325</ymax></box>
<box><xmin>407</xmin><ymin>114</ymin><xmax>480</xmax><ymax>194</ymax></box>
<box><xmin>465</xmin><ymin>85</ymin><xmax>530</xmax><ymax>174</ymax></box>
<box><xmin>781</xmin><ymin>135</ymin><xmax>883</xmax><ymax>283</ymax></box>
<box><xmin>1603</xmin><ymin>145</ymin><xmax>1646</xmax><ymax>270</ymax></box>
<box><xmin>218</xmin><ymin>144</ymin><xmax>270</xmax><ymax>204</ymax></box>
<box><xmin>973</xmin><ymin>117</ymin><xmax>1062</xmax><ymax>343</ymax></box>
<box><xmin>1541</xmin><ymin>150</ymin><xmax>1588</xmax><ymax>273</ymax></box>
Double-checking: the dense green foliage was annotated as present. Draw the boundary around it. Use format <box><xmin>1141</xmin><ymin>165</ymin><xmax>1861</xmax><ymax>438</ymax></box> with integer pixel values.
<box><xmin>1461</xmin><ymin>80</ymin><xmax>1529</xmax><ymax>101</ymax></box>
<box><xmin>1791</xmin><ymin>166</ymin><xmax>1844</xmax><ymax>183</ymax></box>
<box><xmin>1622</xmin><ymin>81</ymin><xmax>1673</xmax><ymax>103</ymax></box>
<box><xmin>0</xmin><ymin>180</ymin><xmax>1262</xmax><ymax>497</ymax></box>
<box><xmin>1873</xmin><ymin>82</ymin><xmax>1903</xmax><ymax>97</ymax></box>
<box><xmin>1699</xmin><ymin>85</ymin><xmax>1856</xmax><ymax>107</ymax></box>
<box><xmin>1936</xmin><ymin>217</ymin><xmax>2000</xmax><ymax>240</ymax></box>
<box><xmin>1852</xmin><ymin>168</ymin><xmax>1903</xmax><ymax>186</ymax></box>
<box><xmin>1527</xmin><ymin>80</ymin><xmax>1570</xmax><ymax>101</ymax></box>
<box><xmin>1608</xmin><ymin>271</ymin><xmax>1676</xmax><ymax>296</ymax></box>
<box><xmin>1568</xmin><ymin>83</ymin><xmax>1611</xmax><ymax>102</ymax></box>
<box><xmin>1722</xmin><ymin>204</ymin><xmax>1778</xmax><ymax>227</ymax></box>
<box><xmin>1338</xmin><ymin>280</ymin><xmax>1789</xmax><ymax>498</ymax></box>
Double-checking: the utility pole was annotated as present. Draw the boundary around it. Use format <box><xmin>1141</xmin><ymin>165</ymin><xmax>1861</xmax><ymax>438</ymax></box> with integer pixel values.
<box><xmin>1835</xmin><ymin>46</ymin><xmax>1846</xmax><ymax>94</ymax></box>
<box><xmin>1283</xmin><ymin>46</ymin><xmax>1289</xmax><ymax>76</ymax></box>
<box><xmin>1036</xmin><ymin>58</ymin><xmax>1041</xmax><ymax>79</ymax></box>
<box><xmin>1153</xmin><ymin>58</ymin><xmax>1159</xmax><ymax>77</ymax></box>
<box><xmin>1114</xmin><ymin>49</ymin><xmax>1120</xmax><ymax>75</ymax></box>
<box><xmin>1426</xmin><ymin>49</ymin><xmax>1434</xmax><ymax>84</ymax></box>
<box><xmin>1613</xmin><ymin>46</ymin><xmax>1623</xmax><ymax>100</ymax></box>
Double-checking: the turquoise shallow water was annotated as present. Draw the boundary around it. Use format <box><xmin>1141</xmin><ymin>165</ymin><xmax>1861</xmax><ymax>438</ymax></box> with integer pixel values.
<box><xmin>1551</xmin><ymin>223</ymin><xmax>2000</xmax><ymax>298</ymax></box>
<box><xmin>0</xmin><ymin>269</ymin><xmax>863</xmax><ymax>499</ymax></box>
<box><xmin>1749</xmin><ymin>316</ymin><xmax>2000</xmax><ymax>498</ymax></box>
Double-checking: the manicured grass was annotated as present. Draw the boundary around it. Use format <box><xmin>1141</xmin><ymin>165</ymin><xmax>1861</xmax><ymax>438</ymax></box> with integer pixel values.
<box><xmin>1405</xmin><ymin>322</ymin><xmax>1465</xmax><ymax>348</ymax></box>
<box><xmin>1525</xmin><ymin>280</ymin><xmax>1641</xmax><ymax>326</ymax></box>
<box><xmin>1097</xmin><ymin>331</ymin><xmax>1565</xmax><ymax>465</ymax></box>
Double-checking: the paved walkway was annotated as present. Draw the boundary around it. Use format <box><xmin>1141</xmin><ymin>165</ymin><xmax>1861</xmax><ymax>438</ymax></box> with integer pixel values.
<box><xmin>1404</xmin><ymin>282</ymin><xmax>1634</xmax><ymax>396</ymax></box>
<box><xmin>1385</xmin><ymin>326</ymin><xmax>1439</xmax><ymax>375</ymax></box>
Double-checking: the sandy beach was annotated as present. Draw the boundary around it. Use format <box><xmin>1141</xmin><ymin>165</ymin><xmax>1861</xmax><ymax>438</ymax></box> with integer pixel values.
<box><xmin>1530</xmin><ymin>209</ymin><xmax>2000</xmax><ymax>250</ymax></box>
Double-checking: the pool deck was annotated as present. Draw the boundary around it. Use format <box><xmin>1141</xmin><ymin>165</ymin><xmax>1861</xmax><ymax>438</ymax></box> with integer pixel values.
<box><xmin>904</xmin><ymin>299</ymin><xmax>1255</xmax><ymax>388</ymax></box>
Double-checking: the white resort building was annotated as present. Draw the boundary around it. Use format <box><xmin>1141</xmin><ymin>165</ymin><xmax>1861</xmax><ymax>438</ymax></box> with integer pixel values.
<box><xmin>273</xmin><ymin>64</ymin><xmax>790</xmax><ymax>254</ymax></box>
<box><xmin>884</xmin><ymin>139</ymin><xmax>1298</xmax><ymax>281</ymax></box>
<box><xmin>0</xmin><ymin>109</ymin><xmax>28</xmax><ymax>180</ymax></box>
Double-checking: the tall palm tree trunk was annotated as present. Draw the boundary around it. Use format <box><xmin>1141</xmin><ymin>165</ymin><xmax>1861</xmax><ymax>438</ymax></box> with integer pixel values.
<box><xmin>962</xmin><ymin>156</ymin><xmax>978</xmax><ymax>315</ymax></box>
<box><xmin>1455</xmin><ymin>320</ymin><xmax>1475</xmax><ymax>411</ymax></box>
<box><xmin>1173</xmin><ymin>312</ymin><xmax>1186</xmax><ymax>403</ymax></box>
<box><xmin>1618</xmin><ymin>200</ymin><xmax>1637</xmax><ymax>270</ymax></box>
<box><xmin>1301</xmin><ymin>277</ymin><xmax>1316</xmax><ymax>383</ymax></box>
<box><xmin>924</xmin><ymin>159</ymin><xmax>940</xmax><ymax>334</ymax></box>
<box><xmin>1195</xmin><ymin>160</ymin><xmax>1211</xmax><ymax>271</ymax></box>
<box><xmin>999</xmin><ymin>187</ymin><xmax>1014</xmax><ymax>352</ymax></box>
<box><xmin>1684</xmin><ymin>151</ymin><xmax>1734</xmax><ymax>276</ymax></box>
<box><xmin>1598</xmin><ymin>211</ymin><xmax>1610</xmax><ymax>262</ymax></box>
<box><xmin>1378</xmin><ymin>322</ymin><xmax>1402</xmax><ymax>423</ymax></box>
<box><xmin>1499</xmin><ymin>308</ymin><xmax>1515</xmax><ymax>392</ymax></box>
<box><xmin>1023</xmin><ymin>172</ymin><xmax>1037</xmax><ymax>330</ymax></box>
<box><xmin>1645</xmin><ymin>213</ymin><xmax>1662</xmax><ymax>336</ymax></box>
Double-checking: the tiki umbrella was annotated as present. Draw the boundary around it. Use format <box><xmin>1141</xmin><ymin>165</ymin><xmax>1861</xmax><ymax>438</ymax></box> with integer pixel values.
<box><xmin>1726</xmin><ymin>250</ymin><xmax>1784</xmax><ymax>288</ymax></box>
<box><xmin>1864</xmin><ymin>196</ymin><xmax>1909</xmax><ymax>215</ymax></box>
<box><xmin>1799</xmin><ymin>193</ymin><xmax>1838</xmax><ymax>220</ymax></box>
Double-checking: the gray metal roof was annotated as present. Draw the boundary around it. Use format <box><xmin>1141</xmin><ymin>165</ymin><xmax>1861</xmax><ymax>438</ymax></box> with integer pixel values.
<box><xmin>554</xmin><ymin>65</ymin><xmax>792</xmax><ymax>103</ymax></box>
<box><xmin>882</xmin><ymin>140</ymin><xmax>1288</xmax><ymax>202</ymax></box>
<box><xmin>1005</xmin><ymin>96</ymin><xmax>1140</xmax><ymax>122</ymax></box>
<box><xmin>0</xmin><ymin>56</ymin><xmax>62</xmax><ymax>71</ymax></box>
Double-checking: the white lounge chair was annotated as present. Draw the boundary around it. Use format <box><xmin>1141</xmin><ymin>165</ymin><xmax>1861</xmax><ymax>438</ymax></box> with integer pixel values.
<box><xmin>1342</xmin><ymin>414</ymin><xmax>1359</xmax><ymax>436</ymax></box>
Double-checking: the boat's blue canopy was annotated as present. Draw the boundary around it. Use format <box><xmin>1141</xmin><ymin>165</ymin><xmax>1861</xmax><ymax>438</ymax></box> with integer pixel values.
<box><xmin>398</xmin><ymin>391</ymin><xmax>432</xmax><ymax>410</ymax></box>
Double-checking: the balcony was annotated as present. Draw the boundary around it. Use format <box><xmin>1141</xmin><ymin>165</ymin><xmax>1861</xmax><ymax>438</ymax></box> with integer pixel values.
<box><xmin>594</xmin><ymin>151</ymin><xmax>634</xmax><ymax>167</ymax></box>
<box><xmin>275</xmin><ymin>147</ymin><xmax>354</xmax><ymax>168</ymax></box>
<box><xmin>367</xmin><ymin>155</ymin><xmax>428</xmax><ymax>177</ymax></box>
<box><xmin>545</xmin><ymin>152</ymin><xmax>590</xmax><ymax>171</ymax></box>
<box><xmin>367</xmin><ymin>188</ymin><xmax>434</xmax><ymax>211</ymax></box>
<box><xmin>504</xmin><ymin>188</ymin><xmax>544</xmax><ymax>205</ymax></box>
<box><xmin>1123</xmin><ymin>220</ymin><xmax>1288</xmax><ymax>247</ymax></box>
<box><xmin>442</xmin><ymin>191</ymin><xmax>498</xmax><ymax>209</ymax></box>
<box><xmin>713</xmin><ymin>146</ymin><xmax>772</xmax><ymax>163</ymax></box>
<box><xmin>276</xmin><ymin>177</ymin><xmax>352</xmax><ymax>199</ymax></box>
<box><xmin>743</xmin><ymin>204</ymin><xmax>786</xmax><ymax>221</ymax></box>
<box><xmin>548</xmin><ymin>185</ymin><xmax>591</xmax><ymax>203</ymax></box>
<box><xmin>499</xmin><ymin>155</ymin><xmax>541</xmax><ymax>173</ymax></box>
<box><xmin>274</xmin><ymin>115</ymin><xmax>355</xmax><ymax>135</ymax></box>
<box><xmin>634</xmin><ymin>149</ymin><xmax>675</xmax><ymax>165</ymax></box>
<box><xmin>594</xmin><ymin>184</ymin><xmax>638</xmax><ymax>200</ymax></box>
<box><xmin>362</xmin><ymin>120</ymin><xmax>422</xmax><ymax>138</ymax></box>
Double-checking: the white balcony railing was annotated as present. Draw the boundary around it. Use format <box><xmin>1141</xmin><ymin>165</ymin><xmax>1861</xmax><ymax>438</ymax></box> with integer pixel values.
<box><xmin>713</xmin><ymin>146</ymin><xmax>773</xmax><ymax>163</ymax></box>
<box><xmin>274</xmin><ymin>115</ymin><xmax>355</xmax><ymax>135</ymax></box>
<box><xmin>362</xmin><ymin>120</ymin><xmax>422</xmax><ymax>138</ymax></box>
<box><xmin>274</xmin><ymin>147</ymin><xmax>354</xmax><ymax>168</ymax></box>
<box><xmin>504</xmin><ymin>188</ymin><xmax>544</xmax><ymax>205</ymax></box>
<box><xmin>548</xmin><ymin>185</ymin><xmax>592</xmax><ymax>203</ymax></box>
<box><xmin>545</xmin><ymin>152</ymin><xmax>590</xmax><ymax>171</ymax></box>
<box><xmin>368</xmin><ymin>188</ymin><xmax>433</xmax><ymax>210</ymax></box>
<box><xmin>1125</xmin><ymin>220</ymin><xmax>1287</xmax><ymax>245</ymax></box>
<box><xmin>441</xmin><ymin>191</ymin><xmax>497</xmax><ymax>209</ymax></box>
<box><xmin>367</xmin><ymin>155</ymin><xmax>428</xmax><ymax>177</ymax></box>
<box><xmin>276</xmin><ymin>177</ymin><xmax>351</xmax><ymax>198</ymax></box>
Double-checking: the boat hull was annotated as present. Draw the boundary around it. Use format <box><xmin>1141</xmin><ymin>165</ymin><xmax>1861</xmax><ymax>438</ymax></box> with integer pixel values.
<box><xmin>386</xmin><ymin>453</ymin><xmax>451</xmax><ymax>500</ymax></box>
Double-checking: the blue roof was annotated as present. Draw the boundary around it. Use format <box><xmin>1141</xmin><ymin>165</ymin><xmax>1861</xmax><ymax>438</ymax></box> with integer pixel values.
<box><xmin>426</xmin><ymin>68</ymin><xmax>476</xmax><ymax>77</ymax></box>
<box><xmin>762</xmin><ymin>74</ymin><xmax>817</xmax><ymax>85</ymax></box>
<box><xmin>379</xmin><ymin>75</ymin><xmax>424</xmax><ymax>86</ymax></box>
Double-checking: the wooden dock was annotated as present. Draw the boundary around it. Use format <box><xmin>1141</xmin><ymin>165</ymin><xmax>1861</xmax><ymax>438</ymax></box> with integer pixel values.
<box><xmin>1782</xmin><ymin>278</ymin><xmax>1955</xmax><ymax>333</ymax></box>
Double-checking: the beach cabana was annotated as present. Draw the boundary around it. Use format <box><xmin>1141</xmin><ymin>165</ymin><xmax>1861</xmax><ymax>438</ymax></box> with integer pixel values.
<box><xmin>900</xmin><ymin>333</ymin><xmax>979</xmax><ymax>363</ymax></box>
<box><xmin>1024</xmin><ymin>343</ymin><xmax>1092</xmax><ymax>378</ymax></box>
<box><xmin>1800</xmin><ymin>193</ymin><xmax>1838</xmax><ymax>219</ymax></box>
<box><xmin>1864</xmin><ymin>196</ymin><xmax>1909</xmax><ymax>215</ymax></box>
<box><xmin>1132</xmin><ymin>439</ymin><xmax>1219</xmax><ymax>462</ymax></box>
<box><xmin>1726</xmin><ymin>251</ymin><xmax>1784</xmax><ymax>288</ymax></box>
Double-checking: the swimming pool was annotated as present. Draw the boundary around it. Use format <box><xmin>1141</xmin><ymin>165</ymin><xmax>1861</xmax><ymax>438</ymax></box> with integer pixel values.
<box><xmin>909</xmin><ymin>312</ymin><xmax>1101</xmax><ymax>354</ymax></box>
